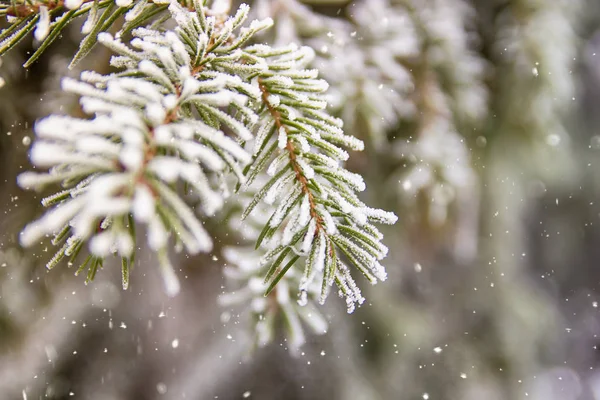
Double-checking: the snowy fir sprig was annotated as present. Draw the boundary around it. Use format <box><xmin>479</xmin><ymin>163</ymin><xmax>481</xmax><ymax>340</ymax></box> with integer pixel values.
<box><xmin>11</xmin><ymin>0</ymin><xmax>397</xmax><ymax>345</ymax></box>
<box><xmin>238</xmin><ymin>41</ymin><xmax>397</xmax><ymax>313</ymax></box>
<box><xmin>219</xmin><ymin>191</ymin><xmax>327</xmax><ymax>354</ymax></box>
<box><xmin>18</xmin><ymin>0</ymin><xmax>269</xmax><ymax>295</ymax></box>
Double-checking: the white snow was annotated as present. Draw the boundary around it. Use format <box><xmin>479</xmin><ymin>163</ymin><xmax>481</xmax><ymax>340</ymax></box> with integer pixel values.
<box><xmin>34</xmin><ymin>6</ymin><xmax>50</xmax><ymax>41</ymax></box>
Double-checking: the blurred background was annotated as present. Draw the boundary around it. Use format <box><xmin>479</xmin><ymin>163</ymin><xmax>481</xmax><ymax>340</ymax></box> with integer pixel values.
<box><xmin>2</xmin><ymin>0</ymin><xmax>600</xmax><ymax>398</ymax></box>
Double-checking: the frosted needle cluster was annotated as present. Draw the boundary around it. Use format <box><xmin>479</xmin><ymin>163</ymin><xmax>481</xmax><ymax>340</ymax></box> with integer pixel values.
<box><xmin>8</xmin><ymin>0</ymin><xmax>397</xmax><ymax>350</ymax></box>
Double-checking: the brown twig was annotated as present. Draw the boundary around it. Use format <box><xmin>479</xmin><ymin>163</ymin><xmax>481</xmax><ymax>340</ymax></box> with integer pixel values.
<box><xmin>258</xmin><ymin>78</ymin><xmax>328</xmax><ymax>243</ymax></box>
<box><xmin>6</xmin><ymin>0</ymin><xmax>66</xmax><ymax>17</ymax></box>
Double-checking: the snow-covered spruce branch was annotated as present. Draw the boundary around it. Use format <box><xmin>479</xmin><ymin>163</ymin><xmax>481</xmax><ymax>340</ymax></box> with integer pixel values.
<box><xmin>17</xmin><ymin>0</ymin><xmax>397</xmax><ymax>316</ymax></box>
<box><xmin>238</xmin><ymin>44</ymin><xmax>397</xmax><ymax>313</ymax></box>
<box><xmin>17</xmin><ymin>1</ymin><xmax>271</xmax><ymax>295</ymax></box>
<box><xmin>219</xmin><ymin>192</ymin><xmax>327</xmax><ymax>353</ymax></box>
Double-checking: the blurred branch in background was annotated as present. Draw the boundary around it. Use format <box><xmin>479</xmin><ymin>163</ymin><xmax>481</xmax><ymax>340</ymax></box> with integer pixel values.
<box><xmin>2</xmin><ymin>0</ymin><xmax>600</xmax><ymax>399</ymax></box>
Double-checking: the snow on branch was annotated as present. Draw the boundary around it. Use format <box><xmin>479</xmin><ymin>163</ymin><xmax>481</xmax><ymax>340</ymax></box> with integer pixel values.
<box><xmin>236</xmin><ymin>41</ymin><xmax>397</xmax><ymax>314</ymax></box>
<box><xmin>14</xmin><ymin>0</ymin><xmax>397</xmax><ymax>350</ymax></box>
<box><xmin>18</xmin><ymin>0</ymin><xmax>271</xmax><ymax>295</ymax></box>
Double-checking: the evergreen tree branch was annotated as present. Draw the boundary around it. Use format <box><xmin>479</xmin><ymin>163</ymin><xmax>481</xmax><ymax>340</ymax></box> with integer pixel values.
<box><xmin>16</xmin><ymin>0</ymin><xmax>271</xmax><ymax>295</ymax></box>
<box><xmin>239</xmin><ymin>43</ymin><xmax>397</xmax><ymax>312</ymax></box>
<box><xmin>10</xmin><ymin>0</ymin><xmax>398</xmax><ymax>350</ymax></box>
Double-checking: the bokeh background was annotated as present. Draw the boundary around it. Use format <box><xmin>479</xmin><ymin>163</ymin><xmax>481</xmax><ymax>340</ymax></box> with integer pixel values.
<box><xmin>2</xmin><ymin>0</ymin><xmax>600</xmax><ymax>399</ymax></box>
